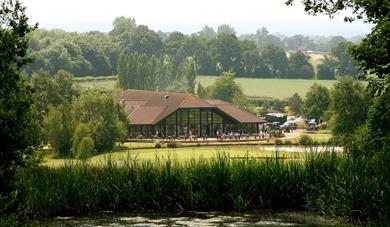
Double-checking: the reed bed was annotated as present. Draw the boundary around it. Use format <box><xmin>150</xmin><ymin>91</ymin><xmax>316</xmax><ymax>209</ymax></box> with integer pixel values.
<box><xmin>17</xmin><ymin>150</ymin><xmax>390</xmax><ymax>225</ymax></box>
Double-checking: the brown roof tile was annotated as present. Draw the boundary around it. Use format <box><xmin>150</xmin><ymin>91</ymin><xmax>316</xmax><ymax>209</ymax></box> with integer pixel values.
<box><xmin>116</xmin><ymin>89</ymin><xmax>265</xmax><ymax>125</ymax></box>
<box><xmin>205</xmin><ymin>100</ymin><xmax>266</xmax><ymax>123</ymax></box>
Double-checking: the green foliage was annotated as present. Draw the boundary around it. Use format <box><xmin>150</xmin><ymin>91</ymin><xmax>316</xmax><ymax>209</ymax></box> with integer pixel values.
<box><xmin>298</xmin><ymin>134</ymin><xmax>313</xmax><ymax>145</ymax></box>
<box><xmin>352</xmin><ymin>18</ymin><xmax>389</xmax><ymax>95</ymax></box>
<box><xmin>109</xmin><ymin>16</ymin><xmax>136</xmax><ymax>38</ymax></box>
<box><xmin>302</xmin><ymin>83</ymin><xmax>330</xmax><ymax>122</ymax></box>
<box><xmin>331</xmin><ymin>41</ymin><xmax>361</xmax><ymax>78</ymax></box>
<box><xmin>261</xmin><ymin>45</ymin><xmax>289</xmax><ymax>77</ymax></box>
<box><xmin>209</xmin><ymin>72</ymin><xmax>244</xmax><ymax>103</ymax></box>
<box><xmin>239</xmin><ymin>40</ymin><xmax>264</xmax><ymax>76</ymax></box>
<box><xmin>288</xmin><ymin>93</ymin><xmax>302</xmax><ymax>116</ymax></box>
<box><xmin>154</xmin><ymin>142</ymin><xmax>162</xmax><ymax>149</ymax></box>
<box><xmin>28</xmin><ymin>29</ymin><xmax>114</xmax><ymax>76</ymax></box>
<box><xmin>317</xmin><ymin>56</ymin><xmax>337</xmax><ymax>80</ymax></box>
<box><xmin>180</xmin><ymin>58</ymin><xmax>197</xmax><ymax>94</ymax></box>
<box><xmin>73</xmin><ymin>90</ymin><xmax>128</xmax><ymax>152</ymax></box>
<box><xmin>76</xmin><ymin>137</ymin><xmax>94</xmax><ymax>161</ymax></box>
<box><xmin>287</xmin><ymin>51</ymin><xmax>314</xmax><ymax>79</ymax></box>
<box><xmin>284</xmin><ymin>34</ymin><xmax>315</xmax><ymax>50</ymax></box>
<box><xmin>167</xmin><ymin>141</ymin><xmax>181</xmax><ymax>148</ymax></box>
<box><xmin>329</xmin><ymin>77</ymin><xmax>369</xmax><ymax>143</ymax></box>
<box><xmin>31</xmin><ymin>70</ymin><xmax>78</xmax><ymax>120</ymax></box>
<box><xmin>0</xmin><ymin>0</ymin><xmax>41</xmax><ymax>192</ymax></box>
<box><xmin>117</xmin><ymin>53</ymin><xmax>198</xmax><ymax>93</ymax></box>
<box><xmin>43</xmin><ymin>89</ymin><xmax>128</xmax><ymax>155</ymax></box>
<box><xmin>117</xmin><ymin>53</ymin><xmax>159</xmax><ymax>90</ymax></box>
<box><xmin>196</xmin><ymin>82</ymin><xmax>207</xmax><ymax>98</ymax></box>
<box><xmin>163</xmin><ymin>31</ymin><xmax>186</xmax><ymax>62</ymax></box>
<box><xmin>71</xmin><ymin>123</ymin><xmax>93</xmax><ymax>158</ymax></box>
<box><xmin>44</xmin><ymin>102</ymin><xmax>75</xmax><ymax>155</ymax></box>
<box><xmin>212</xmin><ymin>33</ymin><xmax>242</xmax><ymax>75</ymax></box>
<box><xmin>119</xmin><ymin>25</ymin><xmax>163</xmax><ymax>57</ymax></box>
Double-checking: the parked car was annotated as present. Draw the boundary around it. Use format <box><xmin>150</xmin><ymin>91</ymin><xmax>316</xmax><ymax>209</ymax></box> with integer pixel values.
<box><xmin>280</xmin><ymin>122</ymin><xmax>297</xmax><ymax>131</ymax></box>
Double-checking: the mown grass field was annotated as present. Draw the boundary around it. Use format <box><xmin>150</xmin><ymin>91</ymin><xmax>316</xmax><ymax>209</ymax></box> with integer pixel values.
<box><xmin>73</xmin><ymin>76</ymin><xmax>336</xmax><ymax>99</ymax></box>
<box><xmin>42</xmin><ymin>146</ymin><xmax>306</xmax><ymax>168</ymax></box>
<box><xmin>196</xmin><ymin>76</ymin><xmax>336</xmax><ymax>99</ymax></box>
<box><xmin>41</xmin><ymin>132</ymin><xmax>333</xmax><ymax>167</ymax></box>
<box><xmin>74</xmin><ymin>76</ymin><xmax>118</xmax><ymax>89</ymax></box>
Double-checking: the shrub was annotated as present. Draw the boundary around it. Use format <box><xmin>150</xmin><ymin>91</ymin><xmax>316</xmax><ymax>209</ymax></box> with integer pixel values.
<box><xmin>76</xmin><ymin>137</ymin><xmax>94</xmax><ymax>160</ymax></box>
<box><xmin>154</xmin><ymin>142</ymin><xmax>162</xmax><ymax>149</ymax></box>
<box><xmin>298</xmin><ymin>134</ymin><xmax>313</xmax><ymax>145</ymax></box>
<box><xmin>296</xmin><ymin>122</ymin><xmax>308</xmax><ymax>129</ymax></box>
<box><xmin>275</xmin><ymin>139</ymin><xmax>284</xmax><ymax>145</ymax></box>
<box><xmin>284</xmin><ymin>140</ymin><xmax>293</xmax><ymax>145</ymax></box>
<box><xmin>167</xmin><ymin>142</ymin><xmax>181</xmax><ymax>148</ymax></box>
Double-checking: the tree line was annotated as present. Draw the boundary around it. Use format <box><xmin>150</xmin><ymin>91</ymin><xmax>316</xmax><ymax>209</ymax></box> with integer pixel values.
<box><xmin>26</xmin><ymin>17</ymin><xmax>360</xmax><ymax>79</ymax></box>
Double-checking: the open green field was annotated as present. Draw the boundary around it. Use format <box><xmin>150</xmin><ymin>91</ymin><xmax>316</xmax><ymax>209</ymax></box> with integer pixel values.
<box><xmin>74</xmin><ymin>76</ymin><xmax>118</xmax><ymax>89</ymax></box>
<box><xmin>73</xmin><ymin>76</ymin><xmax>336</xmax><ymax>99</ymax></box>
<box><xmin>197</xmin><ymin>76</ymin><xmax>336</xmax><ymax>99</ymax></box>
<box><xmin>42</xmin><ymin>145</ymin><xmax>306</xmax><ymax>168</ymax></box>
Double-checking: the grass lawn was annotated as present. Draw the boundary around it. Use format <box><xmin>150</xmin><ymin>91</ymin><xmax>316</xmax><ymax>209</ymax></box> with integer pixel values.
<box><xmin>41</xmin><ymin>140</ymin><xmax>335</xmax><ymax>168</ymax></box>
<box><xmin>197</xmin><ymin>76</ymin><xmax>336</xmax><ymax>99</ymax></box>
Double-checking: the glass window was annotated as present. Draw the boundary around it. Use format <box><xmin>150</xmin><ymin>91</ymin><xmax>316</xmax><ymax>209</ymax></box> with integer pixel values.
<box><xmin>189</xmin><ymin>109</ymin><xmax>200</xmax><ymax>123</ymax></box>
<box><xmin>180</xmin><ymin>109</ymin><xmax>188</xmax><ymax>124</ymax></box>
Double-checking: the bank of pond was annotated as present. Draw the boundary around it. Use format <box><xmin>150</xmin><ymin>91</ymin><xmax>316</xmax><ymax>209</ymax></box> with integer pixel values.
<box><xmin>14</xmin><ymin>149</ymin><xmax>389</xmax><ymax>225</ymax></box>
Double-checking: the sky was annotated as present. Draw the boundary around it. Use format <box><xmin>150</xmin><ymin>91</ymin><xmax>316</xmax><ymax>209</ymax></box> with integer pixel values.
<box><xmin>22</xmin><ymin>0</ymin><xmax>372</xmax><ymax>37</ymax></box>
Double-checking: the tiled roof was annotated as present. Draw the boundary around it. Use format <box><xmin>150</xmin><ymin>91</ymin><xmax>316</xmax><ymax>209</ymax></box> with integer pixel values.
<box><xmin>205</xmin><ymin>100</ymin><xmax>266</xmax><ymax>123</ymax></box>
<box><xmin>115</xmin><ymin>89</ymin><xmax>265</xmax><ymax>125</ymax></box>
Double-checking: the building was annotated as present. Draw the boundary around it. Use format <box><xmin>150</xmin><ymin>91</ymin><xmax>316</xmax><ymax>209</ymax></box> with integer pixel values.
<box><xmin>116</xmin><ymin>89</ymin><xmax>266</xmax><ymax>138</ymax></box>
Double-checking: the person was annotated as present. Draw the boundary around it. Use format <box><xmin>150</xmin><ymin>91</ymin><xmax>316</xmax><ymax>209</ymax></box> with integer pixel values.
<box><xmin>202</xmin><ymin>128</ymin><xmax>207</xmax><ymax>141</ymax></box>
<box><xmin>189</xmin><ymin>130</ymin><xmax>193</xmax><ymax>141</ymax></box>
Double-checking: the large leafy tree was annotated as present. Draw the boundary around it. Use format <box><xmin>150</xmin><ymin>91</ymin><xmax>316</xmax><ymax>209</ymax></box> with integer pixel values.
<box><xmin>317</xmin><ymin>56</ymin><xmax>337</xmax><ymax>80</ymax></box>
<box><xmin>180</xmin><ymin>58</ymin><xmax>197</xmax><ymax>94</ymax></box>
<box><xmin>288</xmin><ymin>93</ymin><xmax>303</xmax><ymax>116</ymax></box>
<box><xmin>329</xmin><ymin>77</ymin><xmax>369</xmax><ymax>142</ymax></box>
<box><xmin>118</xmin><ymin>25</ymin><xmax>163</xmax><ymax>57</ymax></box>
<box><xmin>0</xmin><ymin>0</ymin><xmax>41</xmax><ymax>191</ymax></box>
<box><xmin>177</xmin><ymin>36</ymin><xmax>215</xmax><ymax>75</ymax></box>
<box><xmin>331</xmin><ymin>41</ymin><xmax>361</xmax><ymax>78</ymax></box>
<box><xmin>261</xmin><ymin>45</ymin><xmax>289</xmax><ymax>78</ymax></box>
<box><xmin>209</xmin><ymin>72</ymin><xmax>245</xmax><ymax>103</ymax></box>
<box><xmin>285</xmin><ymin>0</ymin><xmax>389</xmax><ymax>94</ymax></box>
<box><xmin>44</xmin><ymin>102</ymin><xmax>74</xmax><ymax>155</ymax></box>
<box><xmin>164</xmin><ymin>31</ymin><xmax>186</xmax><ymax>62</ymax></box>
<box><xmin>239</xmin><ymin>40</ymin><xmax>263</xmax><ymax>76</ymax></box>
<box><xmin>302</xmin><ymin>83</ymin><xmax>330</xmax><ymax>122</ymax></box>
<box><xmin>211</xmin><ymin>33</ymin><xmax>242</xmax><ymax>75</ymax></box>
<box><xmin>196</xmin><ymin>25</ymin><xmax>217</xmax><ymax>40</ymax></box>
<box><xmin>117</xmin><ymin>53</ymin><xmax>159</xmax><ymax>90</ymax></box>
<box><xmin>108</xmin><ymin>16</ymin><xmax>136</xmax><ymax>40</ymax></box>
<box><xmin>31</xmin><ymin>70</ymin><xmax>78</xmax><ymax>120</ymax></box>
<box><xmin>72</xmin><ymin>90</ymin><xmax>128</xmax><ymax>152</ymax></box>
<box><xmin>287</xmin><ymin>51</ymin><xmax>315</xmax><ymax>79</ymax></box>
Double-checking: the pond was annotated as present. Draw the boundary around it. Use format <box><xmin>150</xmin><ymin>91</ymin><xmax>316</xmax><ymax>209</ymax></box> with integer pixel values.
<box><xmin>43</xmin><ymin>211</ymin><xmax>354</xmax><ymax>226</ymax></box>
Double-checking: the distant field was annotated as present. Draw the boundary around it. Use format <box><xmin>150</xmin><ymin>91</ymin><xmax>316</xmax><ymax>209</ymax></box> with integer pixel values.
<box><xmin>197</xmin><ymin>76</ymin><xmax>336</xmax><ymax>99</ymax></box>
<box><xmin>74</xmin><ymin>76</ymin><xmax>117</xmax><ymax>89</ymax></box>
<box><xmin>74</xmin><ymin>75</ymin><xmax>337</xmax><ymax>99</ymax></box>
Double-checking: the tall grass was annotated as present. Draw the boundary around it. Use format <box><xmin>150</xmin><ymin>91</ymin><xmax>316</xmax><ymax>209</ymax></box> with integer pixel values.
<box><xmin>16</xmin><ymin>150</ymin><xmax>390</xmax><ymax>225</ymax></box>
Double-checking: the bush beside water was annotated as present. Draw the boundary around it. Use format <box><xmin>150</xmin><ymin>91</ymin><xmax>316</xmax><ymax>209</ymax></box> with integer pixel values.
<box><xmin>13</xmin><ymin>151</ymin><xmax>390</xmax><ymax>225</ymax></box>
